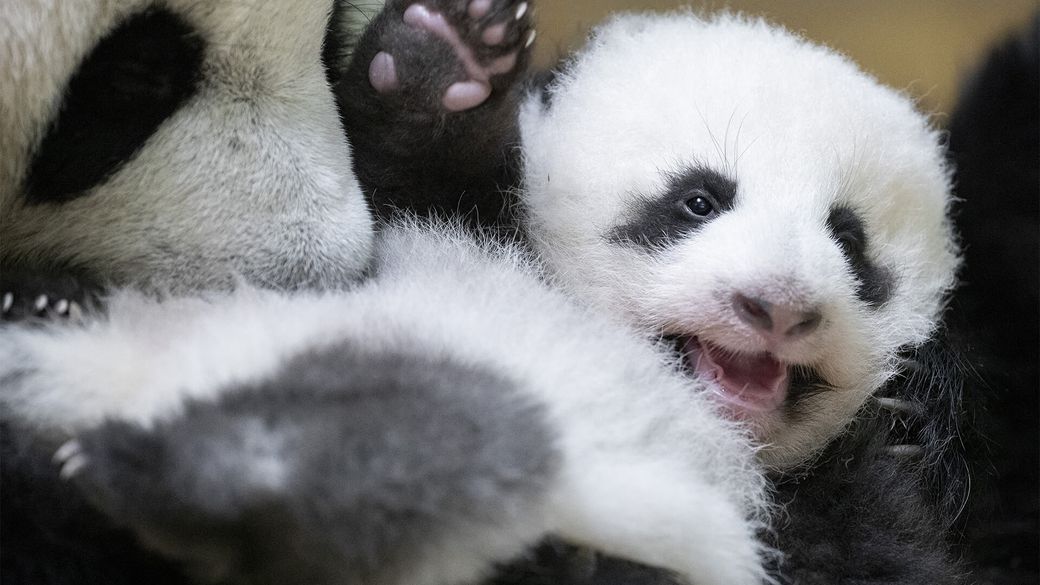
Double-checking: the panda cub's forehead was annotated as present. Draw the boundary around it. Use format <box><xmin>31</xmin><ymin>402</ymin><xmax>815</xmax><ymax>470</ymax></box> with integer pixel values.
<box><xmin>521</xmin><ymin>11</ymin><xmax>951</xmax><ymax>251</ymax></box>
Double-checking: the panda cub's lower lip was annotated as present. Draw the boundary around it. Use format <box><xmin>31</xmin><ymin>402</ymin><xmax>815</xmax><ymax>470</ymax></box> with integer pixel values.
<box><xmin>680</xmin><ymin>337</ymin><xmax>789</xmax><ymax>416</ymax></box>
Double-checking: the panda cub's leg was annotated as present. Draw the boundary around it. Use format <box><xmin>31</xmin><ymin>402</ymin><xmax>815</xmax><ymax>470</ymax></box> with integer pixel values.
<box><xmin>335</xmin><ymin>0</ymin><xmax>534</xmax><ymax>225</ymax></box>
<box><xmin>0</xmin><ymin>269</ymin><xmax>104</xmax><ymax>322</ymax></box>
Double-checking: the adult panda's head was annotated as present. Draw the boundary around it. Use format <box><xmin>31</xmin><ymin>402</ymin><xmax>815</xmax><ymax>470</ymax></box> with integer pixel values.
<box><xmin>1</xmin><ymin>0</ymin><xmax>379</xmax><ymax>292</ymax></box>
<box><xmin>520</xmin><ymin>12</ymin><xmax>959</xmax><ymax>469</ymax></box>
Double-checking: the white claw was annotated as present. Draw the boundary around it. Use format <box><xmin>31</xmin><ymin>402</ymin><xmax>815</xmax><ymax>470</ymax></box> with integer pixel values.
<box><xmin>524</xmin><ymin>28</ymin><xmax>536</xmax><ymax>48</ymax></box>
<box><xmin>2</xmin><ymin>292</ymin><xmax>12</xmax><ymax>313</ymax></box>
<box><xmin>54</xmin><ymin>299</ymin><xmax>70</xmax><ymax>315</ymax></box>
<box><xmin>68</xmin><ymin>301</ymin><xmax>84</xmax><ymax>322</ymax></box>
<box><xmin>33</xmin><ymin>294</ymin><xmax>48</xmax><ymax>312</ymax></box>
<box><xmin>515</xmin><ymin>2</ymin><xmax>527</xmax><ymax>19</ymax></box>
<box><xmin>55</xmin><ymin>440</ymin><xmax>89</xmax><ymax>480</ymax></box>
<box><xmin>53</xmin><ymin>439</ymin><xmax>82</xmax><ymax>464</ymax></box>
<box><xmin>59</xmin><ymin>454</ymin><xmax>90</xmax><ymax>480</ymax></box>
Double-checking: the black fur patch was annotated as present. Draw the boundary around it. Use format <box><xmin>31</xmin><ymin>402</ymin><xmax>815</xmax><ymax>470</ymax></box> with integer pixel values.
<box><xmin>0</xmin><ymin>421</ymin><xmax>189</xmax><ymax>585</ymax></box>
<box><xmin>826</xmin><ymin>206</ymin><xmax>893</xmax><ymax>306</ymax></box>
<box><xmin>68</xmin><ymin>343</ymin><xmax>558</xmax><ymax>584</ymax></box>
<box><xmin>768</xmin><ymin>412</ymin><xmax>966</xmax><ymax>584</ymax></box>
<box><xmin>24</xmin><ymin>8</ymin><xmax>204</xmax><ymax>205</ymax></box>
<box><xmin>611</xmin><ymin>165</ymin><xmax>737</xmax><ymax>249</ymax></box>
<box><xmin>335</xmin><ymin>0</ymin><xmax>530</xmax><ymax>230</ymax></box>
<box><xmin>946</xmin><ymin>14</ymin><xmax>1039</xmax><ymax>580</ymax></box>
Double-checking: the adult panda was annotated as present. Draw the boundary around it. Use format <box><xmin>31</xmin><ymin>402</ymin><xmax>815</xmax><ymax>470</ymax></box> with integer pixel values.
<box><xmin>1</xmin><ymin>1</ymin><xmax>377</xmax><ymax>582</ymax></box>
<box><xmin>509</xmin><ymin>12</ymin><xmax>968</xmax><ymax>584</ymax></box>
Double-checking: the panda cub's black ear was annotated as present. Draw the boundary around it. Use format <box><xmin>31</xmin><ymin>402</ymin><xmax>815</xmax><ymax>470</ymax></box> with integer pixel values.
<box><xmin>526</xmin><ymin>68</ymin><xmax>559</xmax><ymax>109</ymax></box>
<box><xmin>24</xmin><ymin>8</ymin><xmax>204</xmax><ymax>205</ymax></box>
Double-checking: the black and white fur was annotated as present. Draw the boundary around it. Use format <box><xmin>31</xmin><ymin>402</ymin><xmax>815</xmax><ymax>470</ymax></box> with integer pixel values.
<box><xmin>519</xmin><ymin>12</ymin><xmax>960</xmax><ymax>470</ymax></box>
<box><xmin>509</xmin><ymin>12</ymin><xmax>967</xmax><ymax>583</ymax></box>
<box><xmin>1</xmin><ymin>2</ymin><xmax>380</xmax><ymax>582</ymax></box>
<box><xmin>0</xmin><ymin>0</ymin><xmax>375</xmax><ymax>294</ymax></box>
<box><xmin>1</xmin><ymin>224</ymin><xmax>773</xmax><ymax>585</ymax></box>
<box><xmin>0</xmin><ymin>2</ymin><xmax>775</xmax><ymax>584</ymax></box>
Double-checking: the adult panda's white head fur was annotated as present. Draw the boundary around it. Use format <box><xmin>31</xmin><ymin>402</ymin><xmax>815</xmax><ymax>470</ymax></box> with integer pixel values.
<box><xmin>520</xmin><ymin>12</ymin><xmax>959</xmax><ymax>469</ymax></box>
<box><xmin>0</xmin><ymin>0</ymin><xmax>377</xmax><ymax>292</ymax></box>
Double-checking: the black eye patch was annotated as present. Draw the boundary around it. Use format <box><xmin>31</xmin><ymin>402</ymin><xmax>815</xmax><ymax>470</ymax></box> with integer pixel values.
<box><xmin>23</xmin><ymin>8</ymin><xmax>205</xmax><ymax>205</ymax></box>
<box><xmin>826</xmin><ymin>206</ymin><xmax>893</xmax><ymax>307</ymax></box>
<box><xmin>610</xmin><ymin>165</ymin><xmax>737</xmax><ymax>250</ymax></box>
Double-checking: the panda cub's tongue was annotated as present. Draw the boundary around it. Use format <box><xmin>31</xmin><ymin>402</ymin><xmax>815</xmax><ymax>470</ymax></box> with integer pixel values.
<box><xmin>684</xmin><ymin>338</ymin><xmax>788</xmax><ymax>415</ymax></box>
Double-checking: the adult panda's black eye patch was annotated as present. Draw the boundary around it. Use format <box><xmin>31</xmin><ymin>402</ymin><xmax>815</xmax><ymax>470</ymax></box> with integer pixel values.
<box><xmin>610</xmin><ymin>165</ymin><xmax>736</xmax><ymax>250</ymax></box>
<box><xmin>826</xmin><ymin>205</ymin><xmax>893</xmax><ymax>307</ymax></box>
<box><xmin>24</xmin><ymin>8</ymin><xmax>205</xmax><ymax>205</ymax></box>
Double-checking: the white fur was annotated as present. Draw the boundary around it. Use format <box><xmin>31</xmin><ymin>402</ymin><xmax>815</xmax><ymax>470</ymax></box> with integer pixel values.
<box><xmin>0</xmin><ymin>0</ymin><xmax>374</xmax><ymax>291</ymax></box>
<box><xmin>520</xmin><ymin>12</ymin><xmax>959</xmax><ymax>468</ymax></box>
<box><xmin>0</xmin><ymin>223</ymin><xmax>772</xmax><ymax>585</ymax></box>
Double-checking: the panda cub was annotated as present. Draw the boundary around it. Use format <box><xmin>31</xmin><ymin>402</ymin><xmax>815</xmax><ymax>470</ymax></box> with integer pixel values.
<box><xmin>505</xmin><ymin>12</ymin><xmax>965</xmax><ymax>583</ymax></box>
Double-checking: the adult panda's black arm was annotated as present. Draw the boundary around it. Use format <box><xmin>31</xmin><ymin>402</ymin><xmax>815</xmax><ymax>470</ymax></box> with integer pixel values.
<box><xmin>945</xmin><ymin>13</ymin><xmax>1039</xmax><ymax>582</ymax></box>
<box><xmin>330</xmin><ymin>0</ymin><xmax>534</xmax><ymax>230</ymax></box>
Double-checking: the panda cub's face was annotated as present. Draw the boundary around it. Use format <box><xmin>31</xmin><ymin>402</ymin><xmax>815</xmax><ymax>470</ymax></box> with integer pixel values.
<box><xmin>521</xmin><ymin>13</ymin><xmax>958</xmax><ymax>468</ymax></box>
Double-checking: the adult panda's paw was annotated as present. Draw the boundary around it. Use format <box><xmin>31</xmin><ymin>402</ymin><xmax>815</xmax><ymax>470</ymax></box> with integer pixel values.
<box><xmin>0</xmin><ymin>270</ymin><xmax>103</xmax><ymax>323</ymax></box>
<box><xmin>368</xmin><ymin>0</ymin><xmax>535</xmax><ymax>111</ymax></box>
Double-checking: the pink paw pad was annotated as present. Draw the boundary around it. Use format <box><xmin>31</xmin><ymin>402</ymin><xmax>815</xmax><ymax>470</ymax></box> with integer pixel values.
<box><xmin>369</xmin><ymin>51</ymin><xmax>400</xmax><ymax>93</ymax></box>
<box><xmin>397</xmin><ymin>1</ymin><xmax>530</xmax><ymax>111</ymax></box>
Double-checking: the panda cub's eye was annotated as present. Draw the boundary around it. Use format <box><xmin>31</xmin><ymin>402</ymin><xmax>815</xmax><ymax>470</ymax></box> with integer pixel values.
<box><xmin>683</xmin><ymin>193</ymin><xmax>715</xmax><ymax>217</ymax></box>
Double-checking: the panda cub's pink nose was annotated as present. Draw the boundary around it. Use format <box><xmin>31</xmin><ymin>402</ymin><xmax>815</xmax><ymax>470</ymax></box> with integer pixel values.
<box><xmin>732</xmin><ymin>293</ymin><xmax>822</xmax><ymax>340</ymax></box>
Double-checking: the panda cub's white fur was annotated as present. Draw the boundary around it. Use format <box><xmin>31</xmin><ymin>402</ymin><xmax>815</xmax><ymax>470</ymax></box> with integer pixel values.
<box><xmin>520</xmin><ymin>12</ymin><xmax>959</xmax><ymax>468</ymax></box>
<box><xmin>0</xmin><ymin>223</ymin><xmax>772</xmax><ymax>585</ymax></box>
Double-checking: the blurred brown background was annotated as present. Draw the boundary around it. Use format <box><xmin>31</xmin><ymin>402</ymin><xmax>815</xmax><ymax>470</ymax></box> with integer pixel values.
<box><xmin>532</xmin><ymin>1</ymin><xmax>1037</xmax><ymax>117</ymax></box>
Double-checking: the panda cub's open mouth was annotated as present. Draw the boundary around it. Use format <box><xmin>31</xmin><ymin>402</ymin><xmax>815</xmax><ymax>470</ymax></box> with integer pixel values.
<box><xmin>672</xmin><ymin>336</ymin><xmax>790</xmax><ymax>418</ymax></box>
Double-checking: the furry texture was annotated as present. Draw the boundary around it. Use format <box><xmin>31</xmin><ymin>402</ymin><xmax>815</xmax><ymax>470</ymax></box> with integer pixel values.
<box><xmin>946</xmin><ymin>15</ymin><xmax>1039</xmax><ymax>583</ymax></box>
<box><xmin>1</xmin><ymin>2</ymin><xmax>378</xmax><ymax>582</ymax></box>
<box><xmin>519</xmin><ymin>12</ymin><xmax>959</xmax><ymax>469</ymax></box>
<box><xmin>335</xmin><ymin>0</ymin><xmax>531</xmax><ymax>229</ymax></box>
<box><xmin>0</xmin><ymin>0</ymin><xmax>373</xmax><ymax>292</ymax></box>
<box><xmin>0</xmin><ymin>223</ymin><xmax>772</xmax><ymax>585</ymax></box>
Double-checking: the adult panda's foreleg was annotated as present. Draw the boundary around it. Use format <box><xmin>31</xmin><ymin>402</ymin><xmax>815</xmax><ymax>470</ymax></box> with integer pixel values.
<box><xmin>335</xmin><ymin>0</ymin><xmax>534</xmax><ymax>226</ymax></box>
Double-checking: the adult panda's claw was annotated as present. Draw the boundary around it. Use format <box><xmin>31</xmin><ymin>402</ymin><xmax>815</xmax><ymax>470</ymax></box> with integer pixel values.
<box><xmin>2</xmin><ymin>292</ymin><xmax>12</xmax><ymax>314</ymax></box>
<box><xmin>54</xmin><ymin>439</ymin><xmax>89</xmax><ymax>480</ymax></box>
<box><xmin>33</xmin><ymin>294</ymin><xmax>49</xmax><ymax>315</ymax></box>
